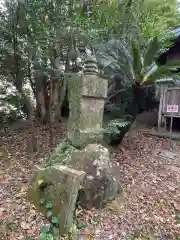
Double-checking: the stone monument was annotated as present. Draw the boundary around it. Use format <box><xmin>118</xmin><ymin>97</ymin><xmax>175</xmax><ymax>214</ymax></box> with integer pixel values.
<box><xmin>67</xmin><ymin>55</ymin><xmax>108</xmax><ymax>148</ymax></box>
<box><xmin>28</xmin><ymin>55</ymin><xmax>120</xmax><ymax>236</ymax></box>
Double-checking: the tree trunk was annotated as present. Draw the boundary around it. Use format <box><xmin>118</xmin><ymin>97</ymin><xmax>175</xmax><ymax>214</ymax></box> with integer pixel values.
<box><xmin>110</xmin><ymin>75</ymin><xmax>123</xmax><ymax>104</ymax></box>
<box><xmin>35</xmin><ymin>75</ymin><xmax>49</xmax><ymax>124</ymax></box>
<box><xmin>36</xmin><ymin>88</ymin><xmax>47</xmax><ymax>122</ymax></box>
<box><xmin>19</xmin><ymin>88</ymin><xmax>37</xmax><ymax>153</ymax></box>
<box><xmin>132</xmin><ymin>82</ymin><xmax>142</xmax><ymax>117</ymax></box>
<box><xmin>59</xmin><ymin>77</ymin><xmax>67</xmax><ymax>120</ymax></box>
<box><xmin>48</xmin><ymin>80</ymin><xmax>53</xmax><ymax>149</ymax></box>
<box><xmin>50</xmin><ymin>80</ymin><xmax>61</xmax><ymax>123</ymax></box>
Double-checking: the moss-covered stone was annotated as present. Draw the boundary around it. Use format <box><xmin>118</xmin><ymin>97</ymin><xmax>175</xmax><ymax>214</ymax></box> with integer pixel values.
<box><xmin>43</xmin><ymin>139</ymin><xmax>77</xmax><ymax>167</ymax></box>
<box><xmin>28</xmin><ymin>56</ymin><xmax>121</xmax><ymax>238</ymax></box>
<box><xmin>38</xmin><ymin>142</ymin><xmax>121</xmax><ymax>210</ymax></box>
<box><xmin>67</xmin><ymin>73</ymin><xmax>108</xmax><ymax>148</ymax></box>
<box><xmin>66</xmin><ymin>143</ymin><xmax>121</xmax><ymax>208</ymax></box>
<box><xmin>28</xmin><ymin>165</ymin><xmax>85</xmax><ymax>235</ymax></box>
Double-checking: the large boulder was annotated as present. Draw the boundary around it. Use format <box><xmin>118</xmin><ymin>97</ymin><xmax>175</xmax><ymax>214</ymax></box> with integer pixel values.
<box><xmin>67</xmin><ymin>143</ymin><xmax>121</xmax><ymax>208</ymax></box>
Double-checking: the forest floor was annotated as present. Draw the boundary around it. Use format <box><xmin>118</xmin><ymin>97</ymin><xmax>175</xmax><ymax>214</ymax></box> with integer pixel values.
<box><xmin>0</xmin><ymin>122</ymin><xmax>180</xmax><ymax>240</ymax></box>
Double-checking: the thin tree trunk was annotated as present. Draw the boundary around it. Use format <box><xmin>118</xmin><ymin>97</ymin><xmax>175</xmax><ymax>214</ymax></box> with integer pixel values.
<box><xmin>20</xmin><ymin>89</ymin><xmax>37</xmax><ymax>153</ymax></box>
<box><xmin>59</xmin><ymin>77</ymin><xmax>67</xmax><ymax>120</ymax></box>
<box><xmin>50</xmin><ymin>80</ymin><xmax>61</xmax><ymax>123</ymax></box>
<box><xmin>36</xmin><ymin>88</ymin><xmax>46</xmax><ymax>123</ymax></box>
<box><xmin>48</xmin><ymin>80</ymin><xmax>53</xmax><ymax>149</ymax></box>
<box><xmin>132</xmin><ymin>82</ymin><xmax>142</xmax><ymax>117</ymax></box>
<box><xmin>27</xmin><ymin>60</ymin><xmax>36</xmax><ymax>97</ymax></box>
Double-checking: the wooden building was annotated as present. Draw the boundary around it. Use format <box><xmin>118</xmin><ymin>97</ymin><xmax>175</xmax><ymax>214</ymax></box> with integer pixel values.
<box><xmin>156</xmin><ymin>28</ymin><xmax>180</xmax><ymax>129</ymax></box>
<box><xmin>158</xmin><ymin>28</ymin><xmax>180</xmax><ymax>64</ymax></box>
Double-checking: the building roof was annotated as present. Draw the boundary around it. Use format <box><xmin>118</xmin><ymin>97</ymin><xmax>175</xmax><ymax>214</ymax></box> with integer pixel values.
<box><xmin>157</xmin><ymin>27</ymin><xmax>180</xmax><ymax>65</ymax></box>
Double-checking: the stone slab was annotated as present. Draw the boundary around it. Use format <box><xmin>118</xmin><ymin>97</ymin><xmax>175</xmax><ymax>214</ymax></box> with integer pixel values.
<box><xmin>28</xmin><ymin>165</ymin><xmax>85</xmax><ymax>235</ymax></box>
<box><xmin>66</xmin><ymin>144</ymin><xmax>121</xmax><ymax>208</ymax></box>
<box><xmin>154</xmin><ymin>149</ymin><xmax>180</xmax><ymax>164</ymax></box>
<box><xmin>82</xmin><ymin>75</ymin><xmax>108</xmax><ymax>98</ymax></box>
<box><xmin>68</xmin><ymin>73</ymin><xmax>107</xmax><ymax>148</ymax></box>
<box><xmin>158</xmin><ymin>150</ymin><xmax>177</xmax><ymax>160</ymax></box>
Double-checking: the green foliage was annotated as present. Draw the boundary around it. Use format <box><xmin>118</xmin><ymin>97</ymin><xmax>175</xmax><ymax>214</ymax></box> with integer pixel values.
<box><xmin>131</xmin><ymin>37</ymin><xmax>180</xmax><ymax>84</ymax></box>
<box><xmin>105</xmin><ymin>119</ymin><xmax>131</xmax><ymax>135</ymax></box>
<box><xmin>98</xmin><ymin>36</ymin><xmax>180</xmax><ymax>88</ymax></box>
<box><xmin>139</xmin><ymin>0</ymin><xmax>179</xmax><ymax>46</ymax></box>
<box><xmin>77</xmin><ymin>222</ymin><xmax>85</xmax><ymax>230</ymax></box>
<box><xmin>46</xmin><ymin>202</ymin><xmax>53</xmax><ymax>209</ymax></box>
<box><xmin>38</xmin><ymin>199</ymin><xmax>60</xmax><ymax>239</ymax></box>
<box><xmin>131</xmin><ymin>40</ymin><xmax>142</xmax><ymax>81</ymax></box>
<box><xmin>37</xmin><ymin>197</ymin><xmax>78</xmax><ymax>239</ymax></box>
<box><xmin>0</xmin><ymin>0</ymin><xmax>179</xmax><ymax>123</ymax></box>
<box><xmin>0</xmin><ymin>80</ymin><xmax>29</xmax><ymax>125</ymax></box>
<box><xmin>103</xmin><ymin>119</ymin><xmax>131</xmax><ymax>146</ymax></box>
<box><xmin>39</xmin><ymin>198</ymin><xmax>45</xmax><ymax>205</ymax></box>
<box><xmin>144</xmin><ymin>37</ymin><xmax>159</xmax><ymax>67</ymax></box>
<box><xmin>43</xmin><ymin>139</ymin><xmax>76</xmax><ymax>167</ymax></box>
<box><xmin>46</xmin><ymin>211</ymin><xmax>52</xmax><ymax>218</ymax></box>
<box><xmin>95</xmin><ymin>39</ymin><xmax>133</xmax><ymax>85</ymax></box>
<box><xmin>105</xmin><ymin>103</ymin><xmax>128</xmax><ymax>119</ymax></box>
<box><xmin>175</xmin><ymin>211</ymin><xmax>180</xmax><ymax>226</ymax></box>
<box><xmin>51</xmin><ymin>216</ymin><xmax>59</xmax><ymax>225</ymax></box>
<box><xmin>40</xmin><ymin>226</ymin><xmax>54</xmax><ymax>240</ymax></box>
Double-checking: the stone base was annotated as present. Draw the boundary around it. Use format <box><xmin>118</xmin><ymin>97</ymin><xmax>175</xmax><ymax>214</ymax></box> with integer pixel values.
<box><xmin>28</xmin><ymin>165</ymin><xmax>85</xmax><ymax>235</ymax></box>
<box><xmin>28</xmin><ymin>143</ymin><xmax>121</xmax><ymax>235</ymax></box>
<box><xmin>67</xmin><ymin>143</ymin><xmax>121</xmax><ymax>208</ymax></box>
<box><xmin>68</xmin><ymin>128</ymin><xmax>104</xmax><ymax>148</ymax></box>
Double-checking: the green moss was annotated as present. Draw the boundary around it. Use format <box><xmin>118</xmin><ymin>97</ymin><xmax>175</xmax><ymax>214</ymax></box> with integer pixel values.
<box><xmin>43</xmin><ymin>139</ymin><xmax>77</xmax><ymax>167</ymax></box>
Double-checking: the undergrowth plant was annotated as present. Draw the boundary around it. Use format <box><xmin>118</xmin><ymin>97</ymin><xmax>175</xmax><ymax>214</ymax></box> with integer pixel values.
<box><xmin>38</xmin><ymin>198</ymin><xmax>81</xmax><ymax>240</ymax></box>
<box><xmin>38</xmin><ymin>199</ymin><xmax>60</xmax><ymax>240</ymax></box>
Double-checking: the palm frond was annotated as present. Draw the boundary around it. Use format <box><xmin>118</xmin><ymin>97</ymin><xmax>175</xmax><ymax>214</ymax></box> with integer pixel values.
<box><xmin>144</xmin><ymin>37</ymin><xmax>159</xmax><ymax>67</ymax></box>
<box><xmin>131</xmin><ymin>40</ymin><xmax>142</xmax><ymax>81</ymax></box>
<box><xmin>143</xmin><ymin>65</ymin><xmax>179</xmax><ymax>84</ymax></box>
<box><xmin>95</xmin><ymin>39</ymin><xmax>134</xmax><ymax>84</ymax></box>
<box><xmin>164</xmin><ymin>60</ymin><xmax>180</xmax><ymax>67</ymax></box>
<box><xmin>125</xmin><ymin>0</ymin><xmax>133</xmax><ymax>11</ymax></box>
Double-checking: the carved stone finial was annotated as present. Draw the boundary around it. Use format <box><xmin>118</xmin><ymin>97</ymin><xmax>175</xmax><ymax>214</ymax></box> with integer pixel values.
<box><xmin>83</xmin><ymin>55</ymin><xmax>99</xmax><ymax>75</ymax></box>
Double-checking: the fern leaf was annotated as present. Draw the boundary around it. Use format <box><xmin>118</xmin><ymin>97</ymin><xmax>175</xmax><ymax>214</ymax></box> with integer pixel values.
<box><xmin>143</xmin><ymin>65</ymin><xmax>178</xmax><ymax>84</ymax></box>
<box><xmin>144</xmin><ymin>37</ymin><xmax>159</xmax><ymax>67</ymax></box>
<box><xmin>131</xmin><ymin>40</ymin><xmax>142</xmax><ymax>82</ymax></box>
<box><xmin>164</xmin><ymin>60</ymin><xmax>180</xmax><ymax>67</ymax></box>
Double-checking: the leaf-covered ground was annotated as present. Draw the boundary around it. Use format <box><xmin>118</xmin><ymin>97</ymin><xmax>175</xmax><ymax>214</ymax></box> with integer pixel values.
<box><xmin>0</xmin><ymin>124</ymin><xmax>180</xmax><ymax>240</ymax></box>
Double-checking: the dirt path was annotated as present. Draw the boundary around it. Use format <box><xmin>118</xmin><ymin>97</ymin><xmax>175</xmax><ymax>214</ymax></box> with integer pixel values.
<box><xmin>0</xmin><ymin>127</ymin><xmax>180</xmax><ymax>239</ymax></box>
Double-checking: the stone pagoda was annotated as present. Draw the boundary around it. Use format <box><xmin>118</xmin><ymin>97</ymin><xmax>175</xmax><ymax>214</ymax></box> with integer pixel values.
<box><xmin>67</xmin><ymin>55</ymin><xmax>108</xmax><ymax>148</ymax></box>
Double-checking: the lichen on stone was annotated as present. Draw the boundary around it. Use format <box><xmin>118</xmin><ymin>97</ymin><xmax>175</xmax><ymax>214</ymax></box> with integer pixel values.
<box><xmin>43</xmin><ymin>139</ymin><xmax>77</xmax><ymax>167</ymax></box>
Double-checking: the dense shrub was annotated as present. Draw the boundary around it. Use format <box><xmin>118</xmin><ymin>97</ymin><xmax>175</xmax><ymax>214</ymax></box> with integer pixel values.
<box><xmin>103</xmin><ymin>118</ymin><xmax>132</xmax><ymax>146</ymax></box>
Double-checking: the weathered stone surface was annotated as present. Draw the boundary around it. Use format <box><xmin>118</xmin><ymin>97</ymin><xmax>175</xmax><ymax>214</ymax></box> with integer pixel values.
<box><xmin>66</xmin><ymin>144</ymin><xmax>121</xmax><ymax>208</ymax></box>
<box><xmin>43</xmin><ymin>139</ymin><xmax>77</xmax><ymax>167</ymax></box>
<box><xmin>154</xmin><ymin>149</ymin><xmax>180</xmax><ymax>164</ymax></box>
<box><xmin>158</xmin><ymin>150</ymin><xmax>177</xmax><ymax>160</ymax></box>
<box><xmin>82</xmin><ymin>74</ymin><xmax>108</xmax><ymax>98</ymax></box>
<box><xmin>28</xmin><ymin>165</ymin><xmax>85</xmax><ymax>234</ymax></box>
<box><xmin>68</xmin><ymin>73</ymin><xmax>108</xmax><ymax>148</ymax></box>
<box><xmin>83</xmin><ymin>55</ymin><xmax>99</xmax><ymax>75</ymax></box>
<box><xmin>28</xmin><ymin>55</ymin><xmax>120</xmax><ymax>238</ymax></box>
